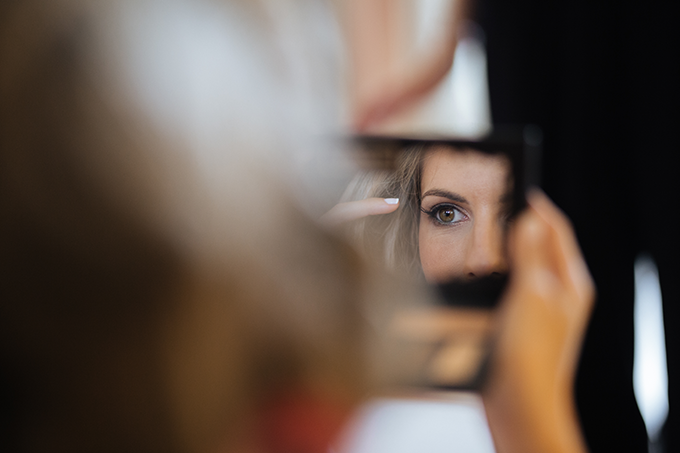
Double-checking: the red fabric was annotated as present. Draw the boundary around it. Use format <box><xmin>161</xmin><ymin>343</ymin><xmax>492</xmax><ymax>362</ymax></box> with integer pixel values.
<box><xmin>258</xmin><ymin>390</ymin><xmax>351</xmax><ymax>453</ymax></box>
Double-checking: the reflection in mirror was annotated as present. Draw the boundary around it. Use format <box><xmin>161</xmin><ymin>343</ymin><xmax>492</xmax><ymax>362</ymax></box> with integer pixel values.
<box><xmin>342</xmin><ymin>142</ymin><xmax>516</xmax><ymax>284</ymax></box>
<box><xmin>337</xmin><ymin>136</ymin><xmax>525</xmax><ymax>389</ymax></box>
<box><xmin>418</xmin><ymin>146</ymin><xmax>512</xmax><ymax>283</ymax></box>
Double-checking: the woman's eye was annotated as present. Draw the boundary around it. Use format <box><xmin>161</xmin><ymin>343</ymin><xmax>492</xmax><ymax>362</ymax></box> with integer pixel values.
<box><xmin>420</xmin><ymin>204</ymin><xmax>468</xmax><ymax>225</ymax></box>
<box><xmin>434</xmin><ymin>205</ymin><xmax>465</xmax><ymax>224</ymax></box>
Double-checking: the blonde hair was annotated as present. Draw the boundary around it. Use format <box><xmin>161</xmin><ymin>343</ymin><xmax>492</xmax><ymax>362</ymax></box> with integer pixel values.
<box><xmin>341</xmin><ymin>145</ymin><xmax>426</xmax><ymax>277</ymax></box>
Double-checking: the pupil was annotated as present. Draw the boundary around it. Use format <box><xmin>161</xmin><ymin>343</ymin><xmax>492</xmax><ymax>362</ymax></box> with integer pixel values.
<box><xmin>439</xmin><ymin>208</ymin><xmax>454</xmax><ymax>222</ymax></box>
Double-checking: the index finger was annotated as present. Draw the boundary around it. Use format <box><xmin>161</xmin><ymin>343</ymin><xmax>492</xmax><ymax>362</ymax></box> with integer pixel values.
<box><xmin>320</xmin><ymin>197</ymin><xmax>399</xmax><ymax>227</ymax></box>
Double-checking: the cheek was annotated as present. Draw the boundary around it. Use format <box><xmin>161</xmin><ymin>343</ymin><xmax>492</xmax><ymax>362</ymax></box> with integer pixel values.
<box><xmin>418</xmin><ymin>225</ymin><xmax>468</xmax><ymax>283</ymax></box>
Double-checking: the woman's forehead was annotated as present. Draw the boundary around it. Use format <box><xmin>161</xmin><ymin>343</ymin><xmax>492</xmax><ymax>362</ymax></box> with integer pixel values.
<box><xmin>420</xmin><ymin>146</ymin><xmax>511</xmax><ymax>197</ymax></box>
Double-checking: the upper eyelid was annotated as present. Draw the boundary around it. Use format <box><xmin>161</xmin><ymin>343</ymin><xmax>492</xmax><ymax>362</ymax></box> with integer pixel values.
<box><xmin>421</xmin><ymin>201</ymin><xmax>469</xmax><ymax>216</ymax></box>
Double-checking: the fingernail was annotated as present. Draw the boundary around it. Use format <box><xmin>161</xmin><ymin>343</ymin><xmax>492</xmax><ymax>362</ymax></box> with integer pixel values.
<box><xmin>525</xmin><ymin>187</ymin><xmax>544</xmax><ymax>204</ymax></box>
<box><xmin>384</xmin><ymin>198</ymin><xmax>399</xmax><ymax>205</ymax></box>
<box><xmin>524</xmin><ymin>212</ymin><xmax>544</xmax><ymax>239</ymax></box>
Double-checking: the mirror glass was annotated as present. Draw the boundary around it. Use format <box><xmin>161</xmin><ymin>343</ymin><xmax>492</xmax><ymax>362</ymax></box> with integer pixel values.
<box><xmin>344</xmin><ymin>130</ymin><xmax>537</xmax><ymax>389</ymax></box>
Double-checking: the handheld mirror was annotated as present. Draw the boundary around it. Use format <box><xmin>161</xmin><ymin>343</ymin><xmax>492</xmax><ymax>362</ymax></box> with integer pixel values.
<box><xmin>349</xmin><ymin>125</ymin><xmax>542</xmax><ymax>390</ymax></box>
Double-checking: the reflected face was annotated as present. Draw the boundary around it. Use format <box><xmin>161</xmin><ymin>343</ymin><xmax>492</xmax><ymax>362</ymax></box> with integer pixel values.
<box><xmin>418</xmin><ymin>146</ymin><xmax>512</xmax><ymax>283</ymax></box>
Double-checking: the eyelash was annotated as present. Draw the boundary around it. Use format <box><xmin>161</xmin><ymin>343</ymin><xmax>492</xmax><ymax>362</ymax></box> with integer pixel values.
<box><xmin>420</xmin><ymin>203</ymin><xmax>469</xmax><ymax>226</ymax></box>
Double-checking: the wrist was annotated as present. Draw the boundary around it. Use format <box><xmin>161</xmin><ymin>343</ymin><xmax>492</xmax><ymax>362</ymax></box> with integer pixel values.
<box><xmin>482</xmin><ymin>373</ymin><xmax>587</xmax><ymax>453</ymax></box>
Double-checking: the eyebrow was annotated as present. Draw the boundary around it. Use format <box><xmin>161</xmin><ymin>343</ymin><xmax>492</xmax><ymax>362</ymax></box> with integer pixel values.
<box><xmin>421</xmin><ymin>189</ymin><xmax>469</xmax><ymax>204</ymax></box>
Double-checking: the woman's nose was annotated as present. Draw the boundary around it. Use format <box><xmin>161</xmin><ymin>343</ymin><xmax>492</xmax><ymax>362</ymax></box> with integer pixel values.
<box><xmin>463</xmin><ymin>218</ymin><xmax>508</xmax><ymax>278</ymax></box>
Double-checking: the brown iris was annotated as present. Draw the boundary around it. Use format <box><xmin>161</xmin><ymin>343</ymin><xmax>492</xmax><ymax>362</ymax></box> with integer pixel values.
<box><xmin>437</xmin><ymin>207</ymin><xmax>456</xmax><ymax>223</ymax></box>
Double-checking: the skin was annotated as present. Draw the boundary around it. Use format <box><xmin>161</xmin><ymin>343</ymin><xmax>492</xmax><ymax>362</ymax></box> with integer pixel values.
<box><xmin>5</xmin><ymin>1</ymin><xmax>594</xmax><ymax>452</ymax></box>
<box><xmin>328</xmin><ymin>6</ymin><xmax>592</xmax><ymax>451</ymax></box>
<box><xmin>339</xmin><ymin>0</ymin><xmax>470</xmax><ymax>131</ymax></box>
<box><xmin>482</xmin><ymin>190</ymin><xmax>593</xmax><ymax>453</ymax></box>
<box><xmin>418</xmin><ymin>146</ymin><xmax>512</xmax><ymax>282</ymax></box>
<box><xmin>324</xmin><ymin>188</ymin><xmax>592</xmax><ymax>453</ymax></box>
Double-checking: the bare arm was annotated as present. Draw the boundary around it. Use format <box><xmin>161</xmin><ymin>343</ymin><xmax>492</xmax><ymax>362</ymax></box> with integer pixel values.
<box><xmin>337</xmin><ymin>0</ymin><xmax>469</xmax><ymax>131</ymax></box>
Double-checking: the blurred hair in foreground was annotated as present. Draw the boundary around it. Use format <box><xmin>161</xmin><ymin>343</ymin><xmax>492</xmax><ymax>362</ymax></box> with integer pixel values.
<box><xmin>0</xmin><ymin>0</ymin><xmax>404</xmax><ymax>452</ymax></box>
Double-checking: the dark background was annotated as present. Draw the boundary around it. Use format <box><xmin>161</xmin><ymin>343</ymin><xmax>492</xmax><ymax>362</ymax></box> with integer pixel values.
<box><xmin>474</xmin><ymin>1</ymin><xmax>678</xmax><ymax>452</ymax></box>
